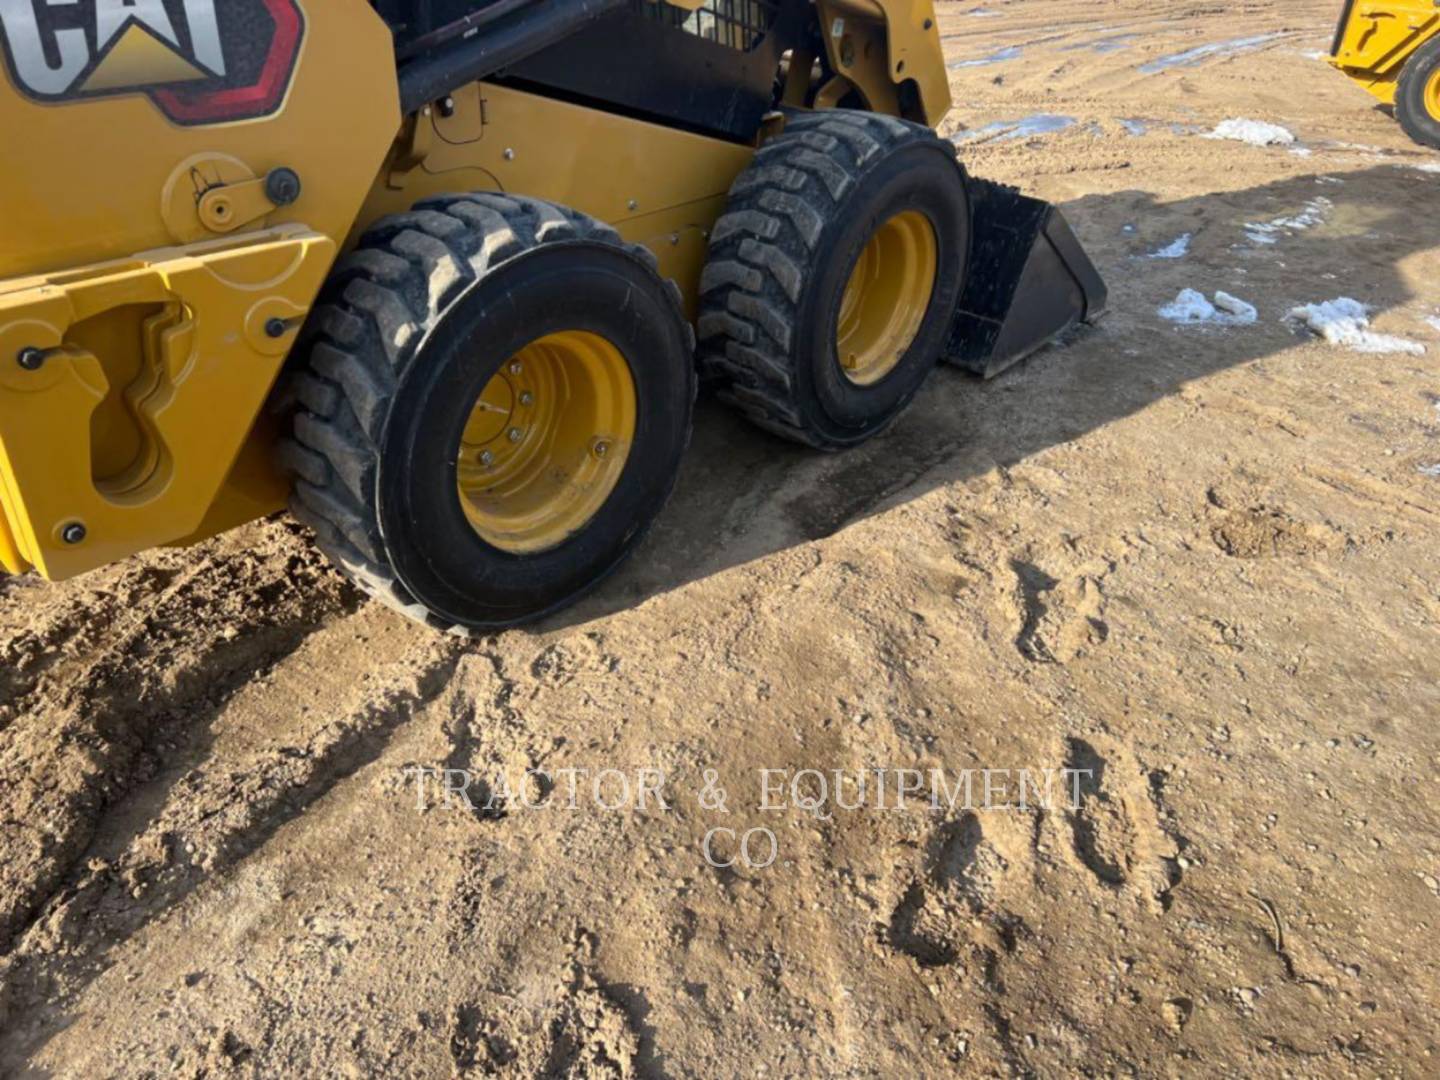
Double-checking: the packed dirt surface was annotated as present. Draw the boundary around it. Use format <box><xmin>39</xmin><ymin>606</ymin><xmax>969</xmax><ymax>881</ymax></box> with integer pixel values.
<box><xmin>4</xmin><ymin>1</ymin><xmax>1440</xmax><ymax>1075</ymax></box>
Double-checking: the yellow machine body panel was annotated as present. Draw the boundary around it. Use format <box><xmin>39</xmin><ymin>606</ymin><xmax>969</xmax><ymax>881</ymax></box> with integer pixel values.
<box><xmin>1329</xmin><ymin>0</ymin><xmax>1440</xmax><ymax>102</ymax></box>
<box><xmin>0</xmin><ymin>0</ymin><xmax>400</xmax><ymax>577</ymax></box>
<box><xmin>0</xmin><ymin>228</ymin><xmax>335</xmax><ymax>578</ymax></box>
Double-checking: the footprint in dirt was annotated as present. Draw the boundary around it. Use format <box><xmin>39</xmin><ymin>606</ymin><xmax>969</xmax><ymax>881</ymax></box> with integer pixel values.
<box><xmin>1062</xmin><ymin>737</ymin><xmax>1185</xmax><ymax>911</ymax></box>
<box><xmin>884</xmin><ymin>813</ymin><xmax>1014</xmax><ymax>967</ymax></box>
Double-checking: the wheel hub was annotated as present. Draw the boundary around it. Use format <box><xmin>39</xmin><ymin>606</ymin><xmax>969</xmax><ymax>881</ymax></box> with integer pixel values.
<box><xmin>835</xmin><ymin>210</ymin><xmax>939</xmax><ymax>386</ymax></box>
<box><xmin>456</xmin><ymin>330</ymin><xmax>636</xmax><ymax>554</ymax></box>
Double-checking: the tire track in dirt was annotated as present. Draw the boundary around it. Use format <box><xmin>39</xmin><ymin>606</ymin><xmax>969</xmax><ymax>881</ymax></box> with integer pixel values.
<box><xmin>0</xmin><ymin>595</ymin><xmax>462</xmax><ymax>1058</ymax></box>
<box><xmin>0</xmin><ymin>523</ymin><xmax>361</xmax><ymax>957</ymax></box>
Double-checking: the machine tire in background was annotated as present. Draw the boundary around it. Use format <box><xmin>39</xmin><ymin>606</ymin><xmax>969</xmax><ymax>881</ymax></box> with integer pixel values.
<box><xmin>697</xmin><ymin>109</ymin><xmax>970</xmax><ymax>450</ymax></box>
<box><xmin>276</xmin><ymin>195</ymin><xmax>696</xmax><ymax>633</ymax></box>
<box><xmin>1395</xmin><ymin>36</ymin><xmax>1440</xmax><ymax>150</ymax></box>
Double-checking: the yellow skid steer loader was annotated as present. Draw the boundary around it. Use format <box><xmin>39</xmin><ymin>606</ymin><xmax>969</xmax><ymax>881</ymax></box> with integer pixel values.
<box><xmin>0</xmin><ymin>0</ymin><xmax>1105</xmax><ymax>632</ymax></box>
<box><xmin>1329</xmin><ymin>0</ymin><xmax>1440</xmax><ymax>148</ymax></box>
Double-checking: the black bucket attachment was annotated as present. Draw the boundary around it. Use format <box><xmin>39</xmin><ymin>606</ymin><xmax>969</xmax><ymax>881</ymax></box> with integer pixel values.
<box><xmin>944</xmin><ymin>179</ymin><xmax>1107</xmax><ymax>379</ymax></box>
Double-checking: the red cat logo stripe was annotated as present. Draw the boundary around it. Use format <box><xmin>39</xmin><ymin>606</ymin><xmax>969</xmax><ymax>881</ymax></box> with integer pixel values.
<box><xmin>0</xmin><ymin>0</ymin><xmax>306</xmax><ymax>126</ymax></box>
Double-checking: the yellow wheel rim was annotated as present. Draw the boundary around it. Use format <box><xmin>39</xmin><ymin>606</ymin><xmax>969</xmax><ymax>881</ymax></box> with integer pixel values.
<box><xmin>835</xmin><ymin>210</ymin><xmax>939</xmax><ymax>386</ymax></box>
<box><xmin>456</xmin><ymin>330</ymin><xmax>636</xmax><ymax>554</ymax></box>
<box><xmin>1427</xmin><ymin>67</ymin><xmax>1440</xmax><ymax>122</ymax></box>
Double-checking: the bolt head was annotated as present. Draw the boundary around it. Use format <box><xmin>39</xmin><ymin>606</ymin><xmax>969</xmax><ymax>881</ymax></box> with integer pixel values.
<box><xmin>264</xmin><ymin>317</ymin><xmax>289</xmax><ymax>339</ymax></box>
<box><xmin>479</xmin><ymin>450</ymin><xmax>495</xmax><ymax>467</ymax></box>
<box><xmin>627</xmin><ymin>199</ymin><xmax>639</xmax><ymax>211</ymax></box>
<box><xmin>16</xmin><ymin>347</ymin><xmax>46</xmax><ymax>371</ymax></box>
<box><xmin>503</xmin><ymin>148</ymin><xmax>516</xmax><ymax>160</ymax></box>
<box><xmin>61</xmin><ymin>522</ymin><xmax>86</xmax><ymax>545</ymax></box>
<box><xmin>519</xmin><ymin>391</ymin><xmax>535</xmax><ymax>406</ymax></box>
<box><xmin>508</xmin><ymin>361</ymin><xmax>523</xmax><ymax>375</ymax></box>
<box><xmin>507</xmin><ymin>427</ymin><xmax>523</xmax><ymax>443</ymax></box>
<box><xmin>592</xmin><ymin>440</ymin><xmax>610</xmax><ymax>459</ymax></box>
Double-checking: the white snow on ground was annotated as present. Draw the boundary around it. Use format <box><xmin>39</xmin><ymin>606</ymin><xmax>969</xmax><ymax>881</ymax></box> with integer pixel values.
<box><xmin>1286</xmin><ymin>298</ymin><xmax>1427</xmax><ymax>355</ymax></box>
<box><xmin>1206</xmin><ymin>119</ymin><xmax>1296</xmax><ymax>146</ymax></box>
<box><xmin>1244</xmin><ymin>197</ymin><xmax>1331</xmax><ymax>245</ymax></box>
<box><xmin>1415</xmin><ymin>163</ymin><xmax>1440</xmax><ymax>174</ymax></box>
<box><xmin>1425</xmin><ymin>315</ymin><xmax>1440</xmax><ymax>335</ymax></box>
<box><xmin>1419</xmin><ymin>463</ymin><xmax>1440</xmax><ymax>477</ymax></box>
<box><xmin>1149</xmin><ymin>234</ymin><xmax>1192</xmax><ymax>258</ymax></box>
<box><xmin>1159</xmin><ymin>288</ymin><xmax>1257</xmax><ymax>326</ymax></box>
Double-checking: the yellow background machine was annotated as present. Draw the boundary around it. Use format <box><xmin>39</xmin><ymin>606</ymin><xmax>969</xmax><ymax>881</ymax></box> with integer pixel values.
<box><xmin>1329</xmin><ymin>0</ymin><xmax>1440</xmax><ymax>148</ymax></box>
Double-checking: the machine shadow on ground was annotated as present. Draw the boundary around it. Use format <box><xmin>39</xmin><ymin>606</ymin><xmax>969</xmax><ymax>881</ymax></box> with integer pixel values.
<box><xmin>563</xmin><ymin>163</ymin><xmax>1438</xmax><ymax>626</ymax></box>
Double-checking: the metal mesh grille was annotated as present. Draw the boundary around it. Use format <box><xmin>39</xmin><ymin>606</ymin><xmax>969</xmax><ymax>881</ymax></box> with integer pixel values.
<box><xmin>637</xmin><ymin>0</ymin><xmax>780</xmax><ymax>52</ymax></box>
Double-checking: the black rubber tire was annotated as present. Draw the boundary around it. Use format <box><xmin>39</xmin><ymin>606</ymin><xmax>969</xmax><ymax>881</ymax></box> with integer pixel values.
<box><xmin>276</xmin><ymin>194</ymin><xmax>695</xmax><ymax>634</ymax></box>
<box><xmin>1396</xmin><ymin>37</ymin><xmax>1440</xmax><ymax>151</ymax></box>
<box><xmin>697</xmin><ymin>109</ymin><xmax>970</xmax><ymax>450</ymax></box>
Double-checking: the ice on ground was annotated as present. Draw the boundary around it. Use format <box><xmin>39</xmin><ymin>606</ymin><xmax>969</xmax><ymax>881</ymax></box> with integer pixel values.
<box><xmin>967</xmin><ymin>7</ymin><xmax>1002</xmax><ymax>15</ymax></box>
<box><xmin>1419</xmin><ymin>463</ymin><xmax>1440</xmax><ymax>477</ymax></box>
<box><xmin>949</xmin><ymin>45</ymin><xmax>1023</xmax><ymax>68</ymax></box>
<box><xmin>953</xmin><ymin>114</ymin><xmax>1076</xmax><ymax>142</ymax></box>
<box><xmin>1159</xmin><ymin>288</ymin><xmax>1257</xmax><ymax>326</ymax></box>
<box><xmin>1121</xmin><ymin>118</ymin><xmax>1149</xmax><ymax>136</ymax></box>
<box><xmin>1063</xmin><ymin>32</ymin><xmax>1140</xmax><ymax>54</ymax></box>
<box><xmin>1206</xmin><ymin>119</ymin><xmax>1296</xmax><ymax>146</ymax></box>
<box><xmin>1415</xmin><ymin>162</ymin><xmax>1440</xmax><ymax>174</ymax></box>
<box><xmin>1244</xmin><ymin>196</ymin><xmax>1331</xmax><ymax>245</ymax></box>
<box><xmin>1286</xmin><ymin>298</ymin><xmax>1426</xmax><ymax>355</ymax></box>
<box><xmin>1424</xmin><ymin>315</ymin><xmax>1440</xmax><ymax>335</ymax></box>
<box><xmin>1148</xmin><ymin>234</ymin><xmax>1192</xmax><ymax>259</ymax></box>
<box><xmin>1139</xmin><ymin>33</ymin><xmax>1290</xmax><ymax>73</ymax></box>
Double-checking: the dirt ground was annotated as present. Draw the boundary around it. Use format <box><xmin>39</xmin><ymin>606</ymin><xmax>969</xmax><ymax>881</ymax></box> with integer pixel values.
<box><xmin>3</xmin><ymin>0</ymin><xmax>1440</xmax><ymax>1075</ymax></box>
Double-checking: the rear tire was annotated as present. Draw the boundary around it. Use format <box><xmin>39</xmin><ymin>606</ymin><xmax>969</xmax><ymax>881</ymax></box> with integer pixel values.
<box><xmin>1396</xmin><ymin>36</ymin><xmax>1440</xmax><ymax>151</ymax></box>
<box><xmin>698</xmin><ymin>109</ymin><xmax>970</xmax><ymax>450</ymax></box>
<box><xmin>277</xmin><ymin>195</ymin><xmax>695</xmax><ymax>633</ymax></box>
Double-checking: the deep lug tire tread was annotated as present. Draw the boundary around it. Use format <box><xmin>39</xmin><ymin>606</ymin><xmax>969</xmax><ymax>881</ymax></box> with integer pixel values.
<box><xmin>697</xmin><ymin>109</ymin><xmax>962</xmax><ymax>450</ymax></box>
<box><xmin>278</xmin><ymin>194</ymin><xmax>693</xmax><ymax>635</ymax></box>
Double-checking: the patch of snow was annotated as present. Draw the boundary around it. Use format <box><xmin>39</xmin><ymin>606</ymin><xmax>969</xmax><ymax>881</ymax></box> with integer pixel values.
<box><xmin>1139</xmin><ymin>32</ymin><xmax>1291</xmax><ymax>73</ymax></box>
<box><xmin>953</xmin><ymin>114</ymin><xmax>1076</xmax><ymax>142</ymax></box>
<box><xmin>1425</xmin><ymin>315</ymin><xmax>1440</xmax><ymax>335</ymax></box>
<box><xmin>1289</xmin><ymin>146</ymin><xmax>1313</xmax><ymax>158</ymax></box>
<box><xmin>967</xmin><ymin>7</ymin><xmax>1002</xmax><ymax>15</ymax></box>
<box><xmin>1299</xmin><ymin>49</ymin><xmax>1327</xmax><ymax>61</ymax></box>
<box><xmin>949</xmin><ymin>45</ymin><xmax>1022</xmax><ymax>68</ymax></box>
<box><xmin>1148</xmin><ymin>233</ymin><xmax>1192</xmax><ymax>259</ymax></box>
<box><xmin>1205</xmin><ymin>118</ymin><xmax>1296</xmax><ymax>146</ymax></box>
<box><xmin>1120</xmin><ymin>118</ymin><xmax>1149</xmax><ymax>136</ymax></box>
<box><xmin>1418</xmin><ymin>463</ymin><xmax>1440</xmax><ymax>478</ymax></box>
<box><xmin>1286</xmin><ymin>298</ymin><xmax>1426</xmax><ymax>355</ymax></box>
<box><xmin>1414</xmin><ymin>162</ymin><xmax>1440</xmax><ymax>174</ymax></box>
<box><xmin>1159</xmin><ymin>288</ymin><xmax>1257</xmax><ymax>326</ymax></box>
<box><xmin>1244</xmin><ymin>197</ymin><xmax>1331</xmax><ymax>245</ymax></box>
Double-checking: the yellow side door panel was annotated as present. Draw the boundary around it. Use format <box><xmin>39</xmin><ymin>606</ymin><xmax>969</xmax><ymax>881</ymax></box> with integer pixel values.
<box><xmin>0</xmin><ymin>228</ymin><xmax>335</xmax><ymax>578</ymax></box>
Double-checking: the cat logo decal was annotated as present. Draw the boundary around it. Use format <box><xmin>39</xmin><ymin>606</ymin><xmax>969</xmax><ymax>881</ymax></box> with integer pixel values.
<box><xmin>0</xmin><ymin>0</ymin><xmax>305</xmax><ymax>125</ymax></box>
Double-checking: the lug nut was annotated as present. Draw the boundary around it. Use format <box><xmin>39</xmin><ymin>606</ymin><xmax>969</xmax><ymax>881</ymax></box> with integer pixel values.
<box><xmin>519</xmin><ymin>391</ymin><xmax>534</xmax><ymax>406</ymax></box>
<box><xmin>592</xmin><ymin>439</ymin><xmax>611</xmax><ymax>459</ymax></box>
<box><xmin>509</xmin><ymin>361</ymin><xmax>523</xmax><ymax>375</ymax></box>
<box><xmin>61</xmin><ymin>522</ymin><xmax>86</xmax><ymax>545</ymax></box>
<box><xmin>507</xmin><ymin>427</ymin><xmax>523</xmax><ymax>443</ymax></box>
<box><xmin>479</xmin><ymin>450</ymin><xmax>495</xmax><ymax>467</ymax></box>
<box><xmin>16</xmin><ymin>346</ymin><xmax>46</xmax><ymax>371</ymax></box>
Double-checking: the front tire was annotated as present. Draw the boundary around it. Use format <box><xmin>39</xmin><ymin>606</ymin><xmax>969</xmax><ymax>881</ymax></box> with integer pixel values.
<box><xmin>278</xmin><ymin>195</ymin><xmax>695</xmax><ymax>633</ymax></box>
<box><xmin>698</xmin><ymin>109</ymin><xmax>970</xmax><ymax>450</ymax></box>
<box><xmin>1396</xmin><ymin>36</ymin><xmax>1440</xmax><ymax>151</ymax></box>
